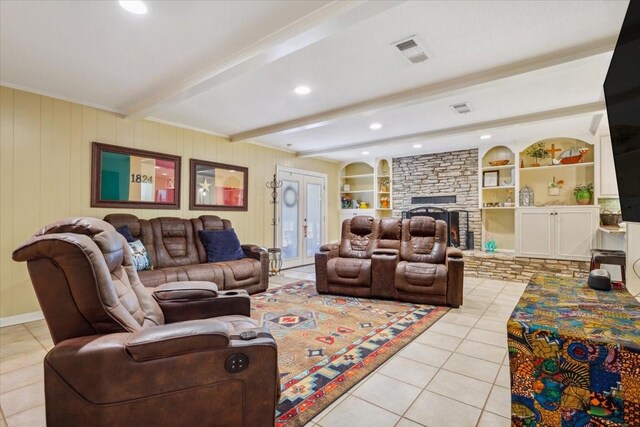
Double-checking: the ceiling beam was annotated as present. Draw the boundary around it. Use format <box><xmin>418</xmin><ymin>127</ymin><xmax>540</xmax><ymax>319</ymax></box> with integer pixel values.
<box><xmin>125</xmin><ymin>0</ymin><xmax>404</xmax><ymax>120</ymax></box>
<box><xmin>296</xmin><ymin>101</ymin><xmax>606</xmax><ymax>157</ymax></box>
<box><xmin>230</xmin><ymin>36</ymin><xmax>616</xmax><ymax>142</ymax></box>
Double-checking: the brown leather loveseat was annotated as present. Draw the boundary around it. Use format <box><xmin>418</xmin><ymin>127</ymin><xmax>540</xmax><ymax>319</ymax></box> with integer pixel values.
<box><xmin>316</xmin><ymin>216</ymin><xmax>464</xmax><ymax>307</ymax></box>
<box><xmin>104</xmin><ymin>214</ymin><xmax>268</xmax><ymax>293</ymax></box>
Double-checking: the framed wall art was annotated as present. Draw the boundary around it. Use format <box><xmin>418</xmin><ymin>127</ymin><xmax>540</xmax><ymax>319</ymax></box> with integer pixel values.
<box><xmin>483</xmin><ymin>170</ymin><xmax>499</xmax><ymax>188</ymax></box>
<box><xmin>189</xmin><ymin>159</ymin><xmax>248</xmax><ymax>211</ymax></box>
<box><xmin>91</xmin><ymin>142</ymin><xmax>181</xmax><ymax>209</ymax></box>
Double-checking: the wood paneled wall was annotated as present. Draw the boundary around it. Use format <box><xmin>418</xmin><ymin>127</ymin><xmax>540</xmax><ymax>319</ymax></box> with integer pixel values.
<box><xmin>0</xmin><ymin>86</ymin><xmax>340</xmax><ymax>318</ymax></box>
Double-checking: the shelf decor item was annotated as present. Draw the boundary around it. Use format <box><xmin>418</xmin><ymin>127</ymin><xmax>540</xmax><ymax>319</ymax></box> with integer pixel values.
<box><xmin>189</xmin><ymin>159</ymin><xmax>248</xmax><ymax>211</ymax></box>
<box><xmin>547</xmin><ymin>176</ymin><xmax>562</xmax><ymax>196</ymax></box>
<box><xmin>573</xmin><ymin>183</ymin><xmax>593</xmax><ymax>205</ymax></box>
<box><xmin>520</xmin><ymin>185</ymin><xmax>534</xmax><ymax>206</ymax></box>
<box><xmin>483</xmin><ymin>170</ymin><xmax>499</xmax><ymax>187</ymax></box>
<box><xmin>559</xmin><ymin>148</ymin><xmax>586</xmax><ymax>165</ymax></box>
<box><xmin>91</xmin><ymin>142</ymin><xmax>181</xmax><ymax>209</ymax></box>
<box><xmin>484</xmin><ymin>239</ymin><xmax>496</xmax><ymax>253</ymax></box>
<box><xmin>525</xmin><ymin>142</ymin><xmax>551</xmax><ymax>167</ymax></box>
<box><xmin>380</xmin><ymin>196</ymin><xmax>390</xmax><ymax>209</ymax></box>
<box><xmin>343</xmin><ymin>184</ymin><xmax>351</xmax><ymax>192</ymax></box>
<box><xmin>489</xmin><ymin>159</ymin><xmax>510</xmax><ymax>166</ymax></box>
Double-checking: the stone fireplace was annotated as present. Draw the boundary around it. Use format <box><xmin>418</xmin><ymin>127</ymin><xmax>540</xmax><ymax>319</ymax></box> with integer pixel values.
<box><xmin>392</xmin><ymin>148</ymin><xmax>481</xmax><ymax>249</ymax></box>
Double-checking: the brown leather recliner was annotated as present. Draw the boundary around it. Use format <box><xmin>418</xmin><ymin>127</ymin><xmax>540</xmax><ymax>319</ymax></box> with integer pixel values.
<box><xmin>13</xmin><ymin>217</ymin><xmax>279</xmax><ymax>426</ymax></box>
<box><xmin>395</xmin><ymin>217</ymin><xmax>464</xmax><ymax>307</ymax></box>
<box><xmin>315</xmin><ymin>216</ymin><xmax>378</xmax><ymax>298</ymax></box>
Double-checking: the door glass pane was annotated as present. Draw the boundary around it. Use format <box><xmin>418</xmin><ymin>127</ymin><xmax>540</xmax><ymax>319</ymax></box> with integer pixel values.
<box><xmin>306</xmin><ymin>182</ymin><xmax>322</xmax><ymax>257</ymax></box>
<box><xmin>281</xmin><ymin>180</ymin><xmax>299</xmax><ymax>259</ymax></box>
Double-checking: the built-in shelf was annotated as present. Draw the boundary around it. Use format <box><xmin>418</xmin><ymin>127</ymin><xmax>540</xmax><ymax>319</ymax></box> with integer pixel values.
<box><xmin>343</xmin><ymin>174</ymin><xmax>374</xmax><ymax>179</ymax></box>
<box><xmin>482</xmin><ymin>207</ymin><xmax>516</xmax><ymax>210</ymax></box>
<box><xmin>377</xmin><ymin>174</ymin><xmax>390</xmax><ymax>178</ymax></box>
<box><xmin>519</xmin><ymin>162</ymin><xmax>594</xmax><ymax>172</ymax></box>
<box><xmin>341</xmin><ymin>190</ymin><xmax>374</xmax><ymax>194</ymax></box>
<box><xmin>378</xmin><ymin>191</ymin><xmax>390</xmax><ymax>194</ymax></box>
<box><xmin>482</xmin><ymin>185</ymin><xmax>515</xmax><ymax>190</ymax></box>
<box><xmin>377</xmin><ymin>208</ymin><xmax>393</xmax><ymax>211</ymax></box>
<box><xmin>482</xmin><ymin>164</ymin><xmax>515</xmax><ymax>171</ymax></box>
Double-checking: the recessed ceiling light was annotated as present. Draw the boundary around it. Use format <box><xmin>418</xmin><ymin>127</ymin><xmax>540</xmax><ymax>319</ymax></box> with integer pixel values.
<box><xmin>119</xmin><ymin>0</ymin><xmax>148</xmax><ymax>14</ymax></box>
<box><xmin>480</xmin><ymin>134</ymin><xmax>492</xmax><ymax>140</ymax></box>
<box><xmin>294</xmin><ymin>85</ymin><xmax>311</xmax><ymax>95</ymax></box>
<box><xmin>413</xmin><ymin>144</ymin><xmax>422</xmax><ymax>148</ymax></box>
<box><xmin>229</xmin><ymin>170</ymin><xmax>236</xmax><ymax>173</ymax></box>
<box><xmin>369</xmin><ymin>123</ymin><xmax>382</xmax><ymax>130</ymax></box>
<box><xmin>361</xmin><ymin>151</ymin><xmax>370</xmax><ymax>155</ymax></box>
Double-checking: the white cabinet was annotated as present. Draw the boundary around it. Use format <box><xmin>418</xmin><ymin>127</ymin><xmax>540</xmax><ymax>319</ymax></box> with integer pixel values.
<box><xmin>598</xmin><ymin>135</ymin><xmax>619</xmax><ymax>197</ymax></box>
<box><xmin>517</xmin><ymin>209</ymin><xmax>554</xmax><ymax>258</ymax></box>
<box><xmin>517</xmin><ymin>207</ymin><xmax>598</xmax><ymax>261</ymax></box>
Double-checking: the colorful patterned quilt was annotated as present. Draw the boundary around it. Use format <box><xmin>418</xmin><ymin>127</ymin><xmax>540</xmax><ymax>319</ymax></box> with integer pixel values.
<box><xmin>508</xmin><ymin>275</ymin><xmax>640</xmax><ymax>426</ymax></box>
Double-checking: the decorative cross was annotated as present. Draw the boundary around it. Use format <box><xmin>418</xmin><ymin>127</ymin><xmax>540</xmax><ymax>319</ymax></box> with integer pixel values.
<box><xmin>546</xmin><ymin>144</ymin><xmax>562</xmax><ymax>158</ymax></box>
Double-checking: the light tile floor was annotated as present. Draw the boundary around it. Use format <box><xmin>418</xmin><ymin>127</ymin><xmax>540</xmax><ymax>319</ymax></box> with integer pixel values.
<box><xmin>1</xmin><ymin>269</ymin><xmax>639</xmax><ymax>427</ymax></box>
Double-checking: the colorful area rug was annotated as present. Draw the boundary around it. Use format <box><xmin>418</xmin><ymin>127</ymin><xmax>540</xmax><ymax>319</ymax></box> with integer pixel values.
<box><xmin>250</xmin><ymin>281</ymin><xmax>449</xmax><ymax>427</ymax></box>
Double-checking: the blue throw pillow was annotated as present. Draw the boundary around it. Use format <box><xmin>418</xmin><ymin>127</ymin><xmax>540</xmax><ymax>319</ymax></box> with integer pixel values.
<box><xmin>116</xmin><ymin>225</ymin><xmax>136</xmax><ymax>243</ymax></box>
<box><xmin>198</xmin><ymin>229</ymin><xmax>245</xmax><ymax>263</ymax></box>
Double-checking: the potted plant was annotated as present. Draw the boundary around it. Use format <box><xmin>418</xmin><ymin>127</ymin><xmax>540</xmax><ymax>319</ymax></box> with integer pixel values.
<box><xmin>573</xmin><ymin>183</ymin><xmax>593</xmax><ymax>205</ymax></box>
<box><xmin>525</xmin><ymin>142</ymin><xmax>551</xmax><ymax>167</ymax></box>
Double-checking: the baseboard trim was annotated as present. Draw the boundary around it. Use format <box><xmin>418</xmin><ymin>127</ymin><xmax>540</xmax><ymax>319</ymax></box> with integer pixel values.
<box><xmin>0</xmin><ymin>311</ymin><xmax>44</xmax><ymax>328</ymax></box>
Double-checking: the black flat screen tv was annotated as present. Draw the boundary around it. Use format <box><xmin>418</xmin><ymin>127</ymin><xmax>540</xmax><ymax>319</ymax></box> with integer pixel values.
<box><xmin>604</xmin><ymin>1</ymin><xmax>640</xmax><ymax>223</ymax></box>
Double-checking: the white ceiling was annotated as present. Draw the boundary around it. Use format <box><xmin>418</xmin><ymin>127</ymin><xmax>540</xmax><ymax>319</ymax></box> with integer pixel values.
<box><xmin>0</xmin><ymin>0</ymin><xmax>630</xmax><ymax>162</ymax></box>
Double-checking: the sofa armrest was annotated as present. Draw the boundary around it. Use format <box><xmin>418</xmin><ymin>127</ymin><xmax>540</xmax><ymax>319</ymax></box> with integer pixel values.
<box><xmin>446</xmin><ymin>247</ymin><xmax>463</xmax><ymax>259</ymax></box>
<box><xmin>320</xmin><ymin>243</ymin><xmax>339</xmax><ymax>253</ymax></box>
<box><xmin>125</xmin><ymin>319</ymin><xmax>230</xmax><ymax>362</ymax></box>
<box><xmin>241</xmin><ymin>244</ymin><xmax>269</xmax><ymax>291</ymax></box>
<box><xmin>371</xmin><ymin>249</ymin><xmax>399</xmax><ymax>299</ymax></box>
<box><xmin>445</xmin><ymin>249</ymin><xmax>464</xmax><ymax>308</ymax></box>
<box><xmin>373</xmin><ymin>248</ymin><xmax>399</xmax><ymax>256</ymax></box>
<box><xmin>153</xmin><ymin>281</ymin><xmax>251</xmax><ymax>321</ymax></box>
<box><xmin>153</xmin><ymin>281</ymin><xmax>219</xmax><ymax>300</ymax></box>
<box><xmin>241</xmin><ymin>244</ymin><xmax>267</xmax><ymax>260</ymax></box>
<box><xmin>45</xmin><ymin>324</ymin><xmax>280</xmax><ymax>425</ymax></box>
<box><xmin>315</xmin><ymin>244</ymin><xmax>338</xmax><ymax>294</ymax></box>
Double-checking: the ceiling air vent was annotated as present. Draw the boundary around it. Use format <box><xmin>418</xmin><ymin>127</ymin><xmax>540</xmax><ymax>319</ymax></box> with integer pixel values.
<box><xmin>393</xmin><ymin>36</ymin><xmax>428</xmax><ymax>64</ymax></box>
<box><xmin>451</xmin><ymin>102</ymin><xmax>471</xmax><ymax>114</ymax></box>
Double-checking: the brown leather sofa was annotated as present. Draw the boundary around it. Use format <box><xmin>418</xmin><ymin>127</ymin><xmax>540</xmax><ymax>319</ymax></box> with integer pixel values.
<box><xmin>316</xmin><ymin>216</ymin><xmax>464</xmax><ymax>307</ymax></box>
<box><xmin>104</xmin><ymin>214</ymin><xmax>268</xmax><ymax>293</ymax></box>
<box><xmin>13</xmin><ymin>217</ymin><xmax>279</xmax><ymax>426</ymax></box>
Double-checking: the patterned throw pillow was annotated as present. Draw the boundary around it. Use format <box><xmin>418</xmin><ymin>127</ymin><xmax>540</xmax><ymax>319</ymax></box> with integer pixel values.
<box><xmin>128</xmin><ymin>240</ymin><xmax>152</xmax><ymax>271</ymax></box>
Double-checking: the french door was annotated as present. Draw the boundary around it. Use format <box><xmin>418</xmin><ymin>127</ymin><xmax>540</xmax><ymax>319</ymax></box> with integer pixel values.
<box><xmin>277</xmin><ymin>167</ymin><xmax>327</xmax><ymax>269</ymax></box>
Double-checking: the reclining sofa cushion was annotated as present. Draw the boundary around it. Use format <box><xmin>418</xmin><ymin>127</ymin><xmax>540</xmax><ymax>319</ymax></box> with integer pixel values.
<box><xmin>320</xmin><ymin>216</ymin><xmax>378</xmax><ymax>290</ymax></box>
<box><xmin>151</xmin><ymin>217</ymin><xmax>201</xmax><ymax>268</ymax></box>
<box><xmin>395</xmin><ymin>217</ymin><xmax>449</xmax><ymax>302</ymax></box>
<box><xmin>198</xmin><ymin>229</ymin><xmax>245</xmax><ymax>262</ymax></box>
<box><xmin>327</xmin><ymin>258</ymin><xmax>371</xmax><ymax>287</ymax></box>
<box><xmin>400</xmin><ymin>217</ymin><xmax>447</xmax><ymax>264</ymax></box>
<box><xmin>338</xmin><ymin>216</ymin><xmax>378</xmax><ymax>259</ymax></box>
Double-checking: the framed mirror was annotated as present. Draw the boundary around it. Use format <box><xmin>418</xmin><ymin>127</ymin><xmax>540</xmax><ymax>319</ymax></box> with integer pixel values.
<box><xmin>91</xmin><ymin>142</ymin><xmax>181</xmax><ymax>209</ymax></box>
<box><xmin>190</xmin><ymin>159</ymin><xmax>248</xmax><ymax>211</ymax></box>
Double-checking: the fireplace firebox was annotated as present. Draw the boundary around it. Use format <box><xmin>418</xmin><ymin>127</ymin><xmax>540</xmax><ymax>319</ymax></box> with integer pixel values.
<box><xmin>402</xmin><ymin>206</ymin><xmax>472</xmax><ymax>250</ymax></box>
